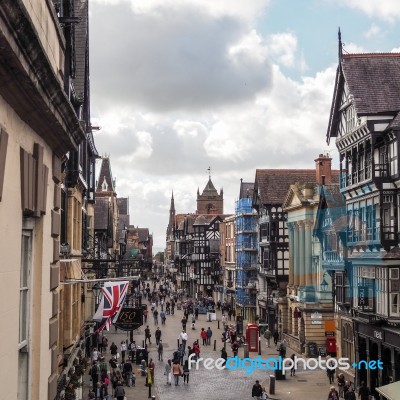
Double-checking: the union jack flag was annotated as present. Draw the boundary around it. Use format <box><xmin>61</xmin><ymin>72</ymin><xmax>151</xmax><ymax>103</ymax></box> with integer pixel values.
<box><xmin>93</xmin><ymin>281</ymin><xmax>129</xmax><ymax>332</ymax></box>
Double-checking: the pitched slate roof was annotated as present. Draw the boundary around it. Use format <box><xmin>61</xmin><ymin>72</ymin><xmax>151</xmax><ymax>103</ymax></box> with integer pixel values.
<box><xmin>341</xmin><ymin>53</ymin><xmax>400</xmax><ymax>115</ymax></box>
<box><xmin>239</xmin><ymin>181</ymin><xmax>254</xmax><ymax>199</ymax></box>
<box><xmin>255</xmin><ymin>169</ymin><xmax>316</xmax><ymax>205</ymax></box>
<box><xmin>137</xmin><ymin>228</ymin><xmax>149</xmax><ymax>242</ymax></box>
<box><xmin>72</xmin><ymin>0</ymin><xmax>88</xmax><ymax>102</ymax></box>
<box><xmin>327</xmin><ymin>52</ymin><xmax>400</xmax><ymax>142</ymax></box>
<box><xmin>201</xmin><ymin>178</ymin><xmax>218</xmax><ymax>195</ymax></box>
<box><xmin>96</xmin><ymin>157</ymin><xmax>115</xmax><ymax>193</ymax></box>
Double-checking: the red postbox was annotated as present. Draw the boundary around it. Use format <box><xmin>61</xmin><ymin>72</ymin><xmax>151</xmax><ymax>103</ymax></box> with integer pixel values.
<box><xmin>326</xmin><ymin>338</ymin><xmax>337</xmax><ymax>356</ymax></box>
<box><xmin>246</xmin><ymin>324</ymin><xmax>259</xmax><ymax>352</ymax></box>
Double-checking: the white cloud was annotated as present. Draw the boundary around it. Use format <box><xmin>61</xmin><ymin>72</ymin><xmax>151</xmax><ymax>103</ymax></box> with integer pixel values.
<box><xmin>364</xmin><ymin>23</ymin><xmax>382</xmax><ymax>38</ymax></box>
<box><xmin>91</xmin><ymin>0</ymin><xmax>271</xmax><ymax>23</ymax></box>
<box><xmin>392</xmin><ymin>47</ymin><xmax>400</xmax><ymax>52</ymax></box>
<box><xmin>337</xmin><ymin>0</ymin><xmax>400</xmax><ymax>22</ymax></box>
<box><xmin>342</xmin><ymin>42</ymin><xmax>368</xmax><ymax>54</ymax></box>
<box><xmin>267</xmin><ymin>32</ymin><xmax>298</xmax><ymax>67</ymax></box>
<box><xmin>174</xmin><ymin>120</ymin><xmax>208</xmax><ymax>138</ymax></box>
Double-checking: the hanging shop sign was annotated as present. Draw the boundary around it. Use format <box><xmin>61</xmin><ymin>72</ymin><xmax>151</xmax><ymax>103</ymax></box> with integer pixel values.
<box><xmin>114</xmin><ymin>307</ymin><xmax>143</xmax><ymax>331</ymax></box>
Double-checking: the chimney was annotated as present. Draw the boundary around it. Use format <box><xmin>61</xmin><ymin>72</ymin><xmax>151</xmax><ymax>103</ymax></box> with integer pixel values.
<box><xmin>315</xmin><ymin>153</ymin><xmax>332</xmax><ymax>185</ymax></box>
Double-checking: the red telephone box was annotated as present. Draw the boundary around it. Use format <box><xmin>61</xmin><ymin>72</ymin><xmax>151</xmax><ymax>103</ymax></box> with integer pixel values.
<box><xmin>246</xmin><ymin>324</ymin><xmax>259</xmax><ymax>352</ymax></box>
<box><xmin>326</xmin><ymin>338</ymin><xmax>337</xmax><ymax>356</ymax></box>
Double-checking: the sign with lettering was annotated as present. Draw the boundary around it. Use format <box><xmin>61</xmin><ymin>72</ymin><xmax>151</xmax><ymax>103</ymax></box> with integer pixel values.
<box><xmin>358</xmin><ymin>286</ymin><xmax>368</xmax><ymax>309</ymax></box>
<box><xmin>311</xmin><ymin>320</ymin><xmax>322</xmax><ymax>325</ymax></box>
<box><xmin>114</xmin><ymin>307</ymin><xmax>143</xmax><ymax>331</ymax></box>
<box><xmin>311</xmin><ymin>312</ymin><xmax>322</xmax><ymax>319</ymax></box>
<box><xmin>373</xmin><ymin>330</ymin><xmax>384</xmax><ymax>341</ymax></box>
<box><xmin>325</xmin><ymin>331</ymin><xmax>335</xmax><ymax>337</ymax></box>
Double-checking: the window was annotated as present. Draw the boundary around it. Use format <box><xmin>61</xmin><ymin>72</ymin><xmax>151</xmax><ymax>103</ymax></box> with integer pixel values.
<box><xmin>382</xmin><ymin>195</ymin><xmax>395</xmax><ymax>241</ymax></box>
<box><xmin>376</xmin><ymin>268</ymin><xmax>388</xmax><ymax>316</ymax></box>
<box><xmin>19</xmin><ymin>230</ymin><xmax>31</xmax><ymax>346</ymax></box>
<box><xmin>18</xmin><ymin>228</ymin><xmax>32</xmax><ymax>400</ymax></box>
<box><xmin>341</xmin><ymin>323</ymin><xmax>354</xmax><ymax>366</ymax></box>
<box><xmin>389</xmin><ymin>140</ymin><xmax>398</xmax><ymax>176</ymax></box>
<box><xmin>389</xmin><ymin>268</ymin><xmax>400</xmax><ymax>317</ymax></box>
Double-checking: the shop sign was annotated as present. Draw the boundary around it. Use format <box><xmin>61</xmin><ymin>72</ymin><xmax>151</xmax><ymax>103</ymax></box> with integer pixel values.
<box><xmin>311</xmin><ymin>312</ymin><xmax>322</xmax><ymax>319</ymax></box>
<box><xmin>311</xmin><ymin>320</ymin><xmax>322</xmax><ymax>325</ymax></box>
<box><xmin>373</xmin><ymin>330</ymin><xmax>384</xmax><ymax>341</ymax></box>
<box><xmin>358</xmin><ymin>286</ymin><xmax>368</xmax><ymax>309</ymax></box>
<box><xmin>325</xmin><ymin>331</ymin><xmax>335</xmax><ymax>337</ymax></box>
<box><xmin>114</xmin><ymin>307</ymin><xmax>143</xmax><ymax>331</ymax></box>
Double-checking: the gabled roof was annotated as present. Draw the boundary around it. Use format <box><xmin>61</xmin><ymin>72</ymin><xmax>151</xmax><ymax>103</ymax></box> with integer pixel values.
<box><xmin>255</xmin><ymin>169</ymin><xmax>316</xmax><ymax>205</ymax></box>
<box><xmin>314</xmin><ymin>184</ymin><xmax>347</xmax><ymax>235</ymax></box>
<box><xmin>137</xmin><ymin>228</ymin><xmax>149</xmax><ymax>242</ymax></box>
<box><xmin>239</xmin><ymin>181</ymin><xmax>254</xmax><ymax>199</ymax></box>
<box><xmin>327</xmin><ymin>52</ymin><xmax>400</xmax><ymax>143</ymax></box>
<box><xmin>201</xmin><ymin>178</ymin><xmax>218</xmax><ymax>195</ymax></box>
<box><xmin>96</xmin><ymin>157</ymin><xmax>115</xmax><ymax>193</ymax></box>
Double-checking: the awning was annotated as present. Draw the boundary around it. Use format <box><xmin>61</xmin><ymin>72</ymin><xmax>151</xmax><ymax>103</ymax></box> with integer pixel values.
<box><xmin>375</xmin><ymin>381</ymin><xmax>400</xmax><ymax>400</ymax></box>
<box><xmin>130</xmin><ymin>249</ymin><xmax>139</xmax><ymax>258</ymax></box>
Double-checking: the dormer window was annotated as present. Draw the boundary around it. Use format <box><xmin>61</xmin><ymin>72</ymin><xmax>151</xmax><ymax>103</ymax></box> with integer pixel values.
<box><xmin>101</xmin><ymin>177</ymin><xmax>108</xmax><ymax>191</ymax></box>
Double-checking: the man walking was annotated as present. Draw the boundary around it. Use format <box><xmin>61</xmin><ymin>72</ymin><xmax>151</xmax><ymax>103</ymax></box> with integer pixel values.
<box><xmin>153</xmin><ymin>308</ymin><xmax>159</xmax><ymax>325</ymax></box>
<box><xmin>251</xmin><ymin>380</ymin><xmax>264</xmax><ymax>400</ymax></box>
<box><xmin>273</xmin><ymin>330</ymin><xmax>279</xmax><ymax>346</ymax></box>
<box><xmin>155</xmin><ymin>327</ymin><xmax>162</xmax><ymax>346</ymax></box>
<box><xmin>157</xmin><ymin>339</ymin><xmax>164</xmax><ymax>361</ymax></box>
<box><xmin>179</xmin><ymin>329</ymin><xmax>188</xmax><ymax>350</ymax></box>
<box><xmin>145</xmin><ymin>325</ymin><xmax>152</xmax><ymax>345</ymax></box>
<box><xmin>206</xmin><ymin>327</ymin><xmax>213</xmax><ymax>345</ymax></box>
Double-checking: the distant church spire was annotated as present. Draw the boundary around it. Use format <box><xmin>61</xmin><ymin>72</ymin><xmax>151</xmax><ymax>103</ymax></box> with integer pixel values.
<box><xmin>170</xmin><ymin>191</ymin><xmax>175</xmax><ymax>213</ymax></box>
<box><xmin>338</xmin><ymin>27</ymin><xmax>343</xmax><ymax>60</ymax></box>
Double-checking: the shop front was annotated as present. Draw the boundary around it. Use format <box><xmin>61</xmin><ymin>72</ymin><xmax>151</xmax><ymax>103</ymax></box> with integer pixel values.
<box><xmin>355</xmin><ymin>321</ymin><xmax>400</xmax><ymax>397</ymax></box>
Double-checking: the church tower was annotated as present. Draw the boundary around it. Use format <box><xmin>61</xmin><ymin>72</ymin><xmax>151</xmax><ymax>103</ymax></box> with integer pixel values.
<box><xmin>166</xmin><ymin>191</ymin><xmax>176</xmax><ymax>238</ymax></box>
<box><xmin>196</xmin><ymin>172</ymin><xmax>223</xmax><ymax>215</ymax></box>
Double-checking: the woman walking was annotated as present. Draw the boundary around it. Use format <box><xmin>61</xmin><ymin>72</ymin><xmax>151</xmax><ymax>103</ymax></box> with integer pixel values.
<box><xmin>165</xmin><ymin>360</ymin><xmax>172</xmax><ymax>386</ymax></box>
<box><xmin>172</xmin><ymin>360</ymin><xmax>183</xmax><ymax>386</ymax></box>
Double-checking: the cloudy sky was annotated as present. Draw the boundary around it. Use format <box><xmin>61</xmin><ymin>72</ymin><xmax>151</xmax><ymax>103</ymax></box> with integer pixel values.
<box><xmin>89</xmin><ymin>0</ymin><xmax>400</xmax><ymax>252</ymax></box>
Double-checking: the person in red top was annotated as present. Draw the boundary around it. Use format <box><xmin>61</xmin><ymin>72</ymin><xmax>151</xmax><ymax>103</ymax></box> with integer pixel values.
<box><xmin>193</xmin><ymin>341</ymin><xmax>200</xmax><ymax>360</ymax></box>
<box><xmin>200</xmin><ymin>328</ymin><xmax>207</xmax><ymax>345</ymax></box>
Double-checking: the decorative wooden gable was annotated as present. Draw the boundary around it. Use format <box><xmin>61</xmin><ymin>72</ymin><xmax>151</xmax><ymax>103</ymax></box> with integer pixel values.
<box><xmin>337</xmin><ymin>82</ymin><xmax>357</xmax><ymax>139</ymax></box>
<box><xmin>206</xmin><ymin>217</ymin><xmax>221</xmax><ymax>240</ymax></box>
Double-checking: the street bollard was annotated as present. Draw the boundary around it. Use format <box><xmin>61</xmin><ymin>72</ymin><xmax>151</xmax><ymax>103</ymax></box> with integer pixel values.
<box><xmin>148</xmin><ymin>384</ymin><xmax>152</xmax><ymax>399</ymax></box>
<box><xmin>218</xmin><ymin>320</ymin><xmax>220</xmax><ymax>329</ymax></box>
<box><xmin>258</xmin><ymin>337</ymin><xmax>261</xmax><ymax>356</ymax></box>
<box><xmin>177</xmin><ymin>339</ymin><xmax>180</xmax><ymax>349</ymax></box>
<box><xmin>213</xmin><ymin>339</ymin><xmax>216</xmax><ymax>351</ymax></box>
<box><xmin>269</xmin><ymin>375</ymin><xmax>275</xmax><ymax>395</ymax></box>
<box><xmin>142</xmin><ymin>340</ymin><xmax>145</xmax><ymax>348</ymax></box>
<box><xmin>243</xmin><ymin>344</ymin><xmax>249</xmax><ymax>359</ymax></box>
<box><xmin>151</xmin><ymin>397</ymin><xmax>156</xmax><ymax>400</ymax></box>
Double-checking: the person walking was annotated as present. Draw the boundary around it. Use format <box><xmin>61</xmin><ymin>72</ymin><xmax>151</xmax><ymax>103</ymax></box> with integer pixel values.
<box><xmin>143</xmin><ymin>308</ymin><xmax>148</xmax><ymax>323</ymax></box>
<box><xmin>200</xmin><ymin>328</ymin><xmax>207</xmax><ymax>345</ymax></box>
<box><xmin>206</xmin><ymin>327</ymin><xmax>213</xmax><ymax>345</ymax></box>
<box><xmin>222</xmin><ymin>314</ymin><xmax>227</xmax><ymax>329</ymax></box>
<box><xmin>252</xmin><ymin>380</ymin><xmax>264</xmax><ymax>400</ymax></box>
<box><xmin>153</xmin><ymin>308</ymin><xmax>159</xmax><ymax>325</ymax></box>
<box><xmin>160</xmin><ymin>310</ymin><xmax>166</xmax><ymax>325</ymax></box>
<box><xmin>178</xmin><ymin>343</ymin><xmax>186</xmax><ymax>365</ymax></box>
<box><xmin>144</xmin><ymin>325</ymin><xmax>152</xmax><ymax>345</ymax></box>
<box><xmin>358</xmin><ymin>381</ymin><xmax>370</xmax><ymax>400</ymax></box>
<box><xmin>290</xmin><ymin>353</ymin><xmax>296</xmax><ymax>376</ymax></box>
<box><xmin>158</xmin><ymin>340</ymin><xmax>164</xmax><ymax>361</ymax></box>
<box><xmin>337</xmin><ymin>373</ymin><xmax>346</xmax><ymax>398</ymax></box>
<box><xmin>181</xmin><ymin>316</ymin><xmax>187</xmax><ymax>330</ymax></box>
<box><xmin>328</xmin><ymin>386</ymin><xmax>339</xmax><ymax>400</ymax></box>
<box><xmin>155</xmin><ymin>327</ymin><xmax>162</xmax><ymax>345</ymax></box>
<box><xmin>120</xmin><ymin>341</ymin><xmax>127</xmax><ymax>363</ymax></box>
<box><xmin>179</xmin><ymin>329</ymin><xmax>188</xmax><ymax>350</ymax></box>
<box><xmin>183</xmin><ymin>359</ymin><xmax>190</xmax><ymax>384</ymax></box>
<box><xmin>110</xmin><ymin>342</ymin><xmax>118</xmax><ymax>358</ymax></box>
<box><xmin>264</xmin><ymin>328</ymin><xmax>272</xmax><ymax>348</ymax></box>
<box><xmin>273</xmin><ymin>330</ymin><xmax>279</xmax><ymax>346</ymax></box>
<box><xmin>165</xmin><ymin>360</ymin><xmax>172</xmax><ymax>385</ymax></box>
<box><xmin>172</xmin><ymin>360</ymin><xmax>183</xmax><ymax>386</ymax></box>
<box><xmin>114</xmin><ymin>381</ymin><xmax>125</xmax><ymax>400</ymax></box>
<box><xmin>221</xmin><ymin>347</ymin><xmax>228</xmax><ymax>366</ymax></box>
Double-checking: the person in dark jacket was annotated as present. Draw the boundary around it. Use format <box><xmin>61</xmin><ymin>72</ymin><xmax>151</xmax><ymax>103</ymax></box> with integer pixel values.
<box><xmin>252</xmin><ymin>380</ymin><xmax>264</xmax><ymax>400</ymax></box>
<box><xmin>358</xmin><ymin>381</ymin><xmax>370</xmax><ymax>400</ymax></box>
<box><xmin>114</xmin><ymin>381</ymin><xmax>125</xmax><ymax>400</ymax></box>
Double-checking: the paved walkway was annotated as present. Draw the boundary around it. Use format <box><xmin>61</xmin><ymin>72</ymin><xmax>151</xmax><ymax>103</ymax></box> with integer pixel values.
<box><xmin>82</xmin><ymin>290</ymin><xmax>337</xmax><ymax>400</ymax></box>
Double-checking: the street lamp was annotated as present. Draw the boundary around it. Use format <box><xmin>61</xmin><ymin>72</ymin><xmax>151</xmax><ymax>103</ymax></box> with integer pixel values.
<box><xmin>92</xmin><ymin>283</ymin><xmax>101</xmax><ymax>310</ymax></box>
<box><xmin>320</xmin><ymin>272</ymin><xmax>329</xmax><ymax>292</ymax></box>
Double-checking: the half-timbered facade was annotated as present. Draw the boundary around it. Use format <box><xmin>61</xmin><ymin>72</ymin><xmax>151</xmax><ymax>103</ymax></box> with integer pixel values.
<box><xmin>253</xmin><ymin>169</ymin><xmax>316</xmax><ymax>332</ymax></box>
<box><xmin>326</xmin><ymin>36</ymin><xmax>400</xmax><ymax>393</ymax></box>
